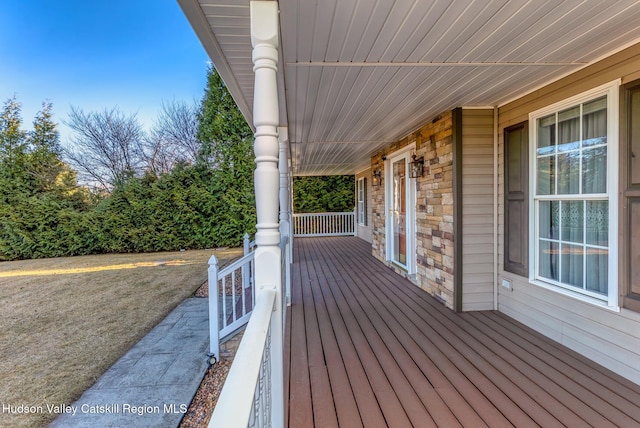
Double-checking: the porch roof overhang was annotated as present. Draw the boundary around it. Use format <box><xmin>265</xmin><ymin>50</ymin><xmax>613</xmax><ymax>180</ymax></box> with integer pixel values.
<box><xmin>178</xmin><ymin>0</ymin><xmax>640</xmax><ymax>176</ymax></box>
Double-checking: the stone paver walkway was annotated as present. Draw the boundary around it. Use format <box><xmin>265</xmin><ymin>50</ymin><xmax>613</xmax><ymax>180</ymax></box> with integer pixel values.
<box><xmin>49</xmin><ymin>298</ymin><xmax>209</xmax><ymax>428</ymax></box>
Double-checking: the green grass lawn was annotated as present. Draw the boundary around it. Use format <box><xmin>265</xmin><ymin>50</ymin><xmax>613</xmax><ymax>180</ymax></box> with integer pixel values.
<box><xmin>0</xmin><ymin>248</ymin><xmax>241</xmax><ymax>428</ymax></box>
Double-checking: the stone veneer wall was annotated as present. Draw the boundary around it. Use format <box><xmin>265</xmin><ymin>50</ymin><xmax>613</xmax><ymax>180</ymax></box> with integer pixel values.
<box><xmin>371</xmin><ymin>111</ymin><xmax>455</xmax><ymax>309</ymax></box>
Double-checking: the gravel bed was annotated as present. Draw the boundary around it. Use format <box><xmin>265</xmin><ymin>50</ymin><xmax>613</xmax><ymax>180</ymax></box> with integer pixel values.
<box><xmin>179</xmin><ymin>359</ymin><xmax>231</xmax><ymax>427</ymax></box>
<box><xmin>181</xmin><ymin>280</ymin><xmax>228</xmax><ymax>427</ymax></box>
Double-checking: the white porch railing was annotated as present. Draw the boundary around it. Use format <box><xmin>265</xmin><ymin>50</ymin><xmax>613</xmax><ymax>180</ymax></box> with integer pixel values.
<box><xmin>208</xmin><ymin>288</ymin><xmax>276</xmax><ymax>428</ymax></box>
<box><xmin>208</xmin><ymin>235</ymin><xmax>290</xmax><ymax>428</ymax></box>
<box><xmin>208</xmin><ymin>234</ymin><xmax>256</xmax><ymax>360</ymax></box>
<box><xmin>293</xmin><ymin>210</ymin><xmax>356</xmax><ymax>237</ymax></box>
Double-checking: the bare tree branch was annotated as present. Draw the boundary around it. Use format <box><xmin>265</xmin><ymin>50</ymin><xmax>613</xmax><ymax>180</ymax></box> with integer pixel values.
<box><xmin>63</xmin><ymin>106</ymin><xmax>145</xmax><ymax>190</ymax></box>
<box><xmin>143</xmin><ymin>100</ymin><xmax>201</xmax><ymax>175</ymax></box>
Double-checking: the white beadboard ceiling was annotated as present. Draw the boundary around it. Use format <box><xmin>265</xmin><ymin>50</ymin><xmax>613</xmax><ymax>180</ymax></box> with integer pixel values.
<box><xmin>178</xmin><ymin>0</ymin><xmax>640</xmax><ymax>176</ymax></box>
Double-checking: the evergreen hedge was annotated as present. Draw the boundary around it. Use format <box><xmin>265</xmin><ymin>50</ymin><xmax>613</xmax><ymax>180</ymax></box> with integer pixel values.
<box><xmin>0</xmin><ymin>70</ymin><xmax>355</xmax><ymax>261</ymax></box>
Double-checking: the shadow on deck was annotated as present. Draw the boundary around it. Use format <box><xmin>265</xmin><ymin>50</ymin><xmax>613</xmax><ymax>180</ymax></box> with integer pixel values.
<box><xmin>285</xmin><ymin>236</ymin><xmax>640</xmax><ymax>428</ymax></box>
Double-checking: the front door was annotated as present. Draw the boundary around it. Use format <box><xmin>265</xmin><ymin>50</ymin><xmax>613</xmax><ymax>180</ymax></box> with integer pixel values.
<box><xmin>386</xmin><ymin>150</ymin><xmax>415</xmax><ymax>272</ymax></box>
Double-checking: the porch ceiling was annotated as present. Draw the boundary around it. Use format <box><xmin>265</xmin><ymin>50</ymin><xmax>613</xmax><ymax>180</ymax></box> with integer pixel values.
<box><xmin>179</xmin><ymin>0</ymin><xmax>640</xmax><ymax>176</ymax></box>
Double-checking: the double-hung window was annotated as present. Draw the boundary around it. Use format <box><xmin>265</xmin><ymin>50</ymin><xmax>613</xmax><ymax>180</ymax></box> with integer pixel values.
<box><xmin>530</xmin><ymin>81</ymin><xmax>618</xmax><ymax>306</ymax></box>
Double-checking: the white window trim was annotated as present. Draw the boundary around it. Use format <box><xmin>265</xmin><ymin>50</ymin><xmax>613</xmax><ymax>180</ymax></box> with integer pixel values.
<box><xmin>357</xmin><ymin>177</ymin><xmax>366</xmax><ymax>226</ymax></box>
<box><xmin>528</xmin><ymin>80</ymin><xmax>620</xmax><ymax>309</ymax></box>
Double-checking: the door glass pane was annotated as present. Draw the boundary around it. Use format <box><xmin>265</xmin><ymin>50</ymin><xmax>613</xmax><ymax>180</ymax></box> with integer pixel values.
<box><xmin>393</xmin><ymin>159</ymin><xmax>406</xmax><ymax>265</ymax></box>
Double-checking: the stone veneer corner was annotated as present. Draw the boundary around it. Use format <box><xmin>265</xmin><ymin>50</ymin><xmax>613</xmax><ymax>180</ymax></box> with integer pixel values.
<box><xmin>370</xmin><ymin>111</ymin><xmax>455</xmax><ymax>309</ymax></box>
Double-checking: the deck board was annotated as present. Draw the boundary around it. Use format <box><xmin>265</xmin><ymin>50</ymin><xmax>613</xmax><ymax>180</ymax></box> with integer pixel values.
<box><xmin>314</xmin><ymin>238</ymin><xmax>461</xmax><ymax>428</ymax></box>
<box><xmin>299</xmin><ymin>238</ymin><xmax>364</xmax><ymax>428</ymax></box>
<box><xmin>317</xmin><ymin>239</ymin><xmax>494</xmax><ymax>428</ymax></box>
<box><xmin>288</xmin><ymin>253</ymin><xmax>313</xmax><ymax>428</ymax></box>
<box><xmin>387</xmin><ymin>273</ymin><xmax>595</xmax><ymax>427</ymax></box>
<box><xmin>285</xmin><ymin>237</ymin><xmax>640</xmax><ymax>427</ymax></box>
<box><xmin>312</xmin><ymin>240</ymin><xmax>427</xmax><ymax>428</ymax></box>
<box><xmin>466</xmin><ymin>312</ymin><xmax>638</xmax><ymax>427</ymax></box>
<box><xmin>305</xmin><ymin>240</ymin><xmax>391</xmax><ymax>428</ymax></box>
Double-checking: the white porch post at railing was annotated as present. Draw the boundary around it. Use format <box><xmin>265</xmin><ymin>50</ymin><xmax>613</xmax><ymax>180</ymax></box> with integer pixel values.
<box><xmin>243</xmin><ymin>232</ymin><xmax>250</xmax><ymax>254</ymax></box>
<box><xmin>251</xmin><ymin>1</ymin><xmax>284</xmax><ymax>427</ymax></box>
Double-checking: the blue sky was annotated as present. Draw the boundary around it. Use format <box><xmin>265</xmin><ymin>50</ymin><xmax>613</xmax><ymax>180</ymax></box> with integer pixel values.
<box><xmin>0</xmin><ymin>1</ymin><xmax>209</xmax><ymax>142</ymax></box>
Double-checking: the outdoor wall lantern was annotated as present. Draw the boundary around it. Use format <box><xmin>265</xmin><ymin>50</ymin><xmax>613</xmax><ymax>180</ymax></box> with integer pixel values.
<box><xmin>372</xmin><ymin>169</ymin><xmax>382</xmax><ymax>186</ymax></box>
<box><xmin>409</xmin><ymin>155</ymin><xmax>424</xmax><ymax>178</ymax></box>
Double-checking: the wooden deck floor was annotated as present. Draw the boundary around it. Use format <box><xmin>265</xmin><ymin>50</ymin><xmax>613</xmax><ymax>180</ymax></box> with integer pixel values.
<box><xmin>285</xmin><ymin>237</ymin><xmax>640</xmax><ymax>428</ymax></box>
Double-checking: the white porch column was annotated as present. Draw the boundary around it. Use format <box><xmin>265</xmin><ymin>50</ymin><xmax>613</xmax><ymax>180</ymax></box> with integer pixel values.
<box><xmin>251</xmin><ymin>2</ymin><xmax>284</xmax><ymax>427</ymax></box>
<box><xmin>278</xmin><ymin>127</ymin><xmax>292</xmax><ymax>304</ymax></box>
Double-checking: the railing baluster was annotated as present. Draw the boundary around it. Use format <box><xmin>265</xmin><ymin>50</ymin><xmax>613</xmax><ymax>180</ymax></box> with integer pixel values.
<box><xmin>231</xmin><ymin>270</ymin><xmax>237</xmax><ymax>322</ymax></box>
<box><xmin>208</xmin><ymin>255</ymin><xmax>220</xmax><ymax>359</ymax></box>
<box><xmin>243</xmin><ymin>233</ymin><xmax>250</xmax><ymax>290</ymax></box>
<box><xmin>240</xmin><ymin>268</ymin><xmax>247</xmax><ymax>318</ymax></box>
<box><xmin>222</xmin><ymin>272</ymin><xmax>228</xmax><ymax>326</ymax></box>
